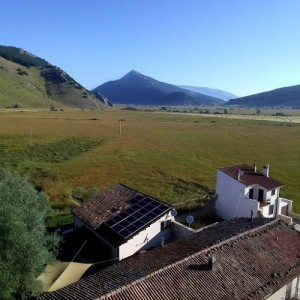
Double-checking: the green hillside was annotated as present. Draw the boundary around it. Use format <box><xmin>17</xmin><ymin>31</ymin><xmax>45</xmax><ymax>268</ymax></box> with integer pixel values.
<box><xmin>0</xmin><ymin>46</ymin><xmax>110</xmax><ymax>109</ymax></box>
<box><xmin>226</xmin><ymin>85</ymin><xmax>300</xmax><ymax>108</ymax></box>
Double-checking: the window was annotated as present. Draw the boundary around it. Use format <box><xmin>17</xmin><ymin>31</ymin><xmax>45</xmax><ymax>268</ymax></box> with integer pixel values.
<box><xmin>249</xmin><ymin>188</ymin><xmax>254</xmax><ymax>199</ymax></box>
<box><xmin>271</xmin><ymin>189</ymin><xmax>276</xmax><ymax>196</ymax></box>
<box><xmin>161</xmin><ymin>219</ymin><xmax>171</xmax><ymax>231</ymax></box>
<box><xmin>269</xmin><ymin>205</ymin><xmax>274</xmax><ymax>216</ymax></box>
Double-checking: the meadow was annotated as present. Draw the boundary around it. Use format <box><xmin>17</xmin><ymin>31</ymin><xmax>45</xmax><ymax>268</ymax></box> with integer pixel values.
<box><xmin>0</xmin><ymin>109</ymin><xmax>299</xmax><ymax>220</ymax></box>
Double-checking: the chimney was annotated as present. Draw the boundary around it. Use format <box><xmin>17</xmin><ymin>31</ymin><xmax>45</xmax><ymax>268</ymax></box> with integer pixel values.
<box><xmin>263</xmin><ymin>164</ymin><xmax>270</xmax><ymax>177</ymax></box>
<box><xmin>253</xmin><ymin>163</ymin><xmax>257</xmax><ymax>172</ymax></box>
<box><xmin>161</xmin><ymin>237</ymin><xmax>165</xmax><ymax>247</ymax></box>
<box><xmin>209</xmin><ymin>255</ymin><xmax>217</xmax><ymax>272</ymax></box>
<box><xmin>237</xmin><ymin>169</ymin><xmax>241</xmax><ymax>181</ymax></box>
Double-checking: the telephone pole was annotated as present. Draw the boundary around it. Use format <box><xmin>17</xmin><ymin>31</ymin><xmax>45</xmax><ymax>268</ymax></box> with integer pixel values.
<box><xmin>119</xmin><ymin>118</ymin><xmax>122</xmax><ymax>135</ymax></box>
<box><xmin>29</xmin><ymin>128</ymin><xmax>32</xmax><ymax>147</ymax></box>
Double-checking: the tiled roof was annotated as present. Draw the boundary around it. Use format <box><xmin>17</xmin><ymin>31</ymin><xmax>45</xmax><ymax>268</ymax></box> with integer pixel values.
<box><xmin>72</xmin><ymin>184</ymin><xmax>172</xmax><ymax>246</ymax></box>
<box><xmin>72</xmin><ymin>184</ymin><xmax>171</xmax><ymax>228</ymax></box>
<box><xmin>219</xmin><ymin>163</ymin><xmax>283</xmax><ymax>190</ymax></box>
<box><xmin>37</xmin><ymin>218</ymin><xmax>300</xmax><ymax>300</ymax></box>
<box><xmin>72</xmin><ymin>184</ymin><xmax>138</xmax><ymax>229</ymax></box>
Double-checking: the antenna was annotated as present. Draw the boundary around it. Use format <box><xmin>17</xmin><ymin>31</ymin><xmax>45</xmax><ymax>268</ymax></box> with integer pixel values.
<box><xmin>185</xmin><ymin>215</ymin><xmax>194</xmax><ymax>227</ymax></box>
<box><xmin>171</xmin><ymin>209</ymin><xmax>177</xmax><ymax>217</ymax></box>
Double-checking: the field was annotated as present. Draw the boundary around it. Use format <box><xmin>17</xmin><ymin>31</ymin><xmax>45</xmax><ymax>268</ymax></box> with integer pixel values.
<box><xmin>0</xmin><ymin>109</ymin><xmax>299</xmax><ymax>218</ymax></box>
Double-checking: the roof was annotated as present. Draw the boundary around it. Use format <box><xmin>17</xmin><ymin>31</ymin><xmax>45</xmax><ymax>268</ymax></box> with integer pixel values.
<box><xmin>219</xmin><ymin>163</ymin><xmax>283</xmax><ymax>190</ymax></box>
<box><xmin>37</xmin><ymin>218</ymin><xmax>300</xmax><ymax>300</ymax></box>
<box><xmin>72</xmin><ymin>184</ymin><xmax>172</xmax><ymax>246</ymax></box>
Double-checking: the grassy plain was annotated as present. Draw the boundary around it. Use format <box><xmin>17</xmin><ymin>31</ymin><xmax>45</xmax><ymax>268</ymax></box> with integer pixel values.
<box><xmin>0</xmin><ymin>109</ymin><xmax>299</xmax><ymax>216</ymax></box>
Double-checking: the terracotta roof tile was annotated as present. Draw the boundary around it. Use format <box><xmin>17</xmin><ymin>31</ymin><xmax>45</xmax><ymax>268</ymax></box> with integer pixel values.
<box><xmin>219</xmin><ymin>163</ymin><xmax>283</xmax><ymax>190</ymax></box>
<box><xmin>72</xmin><ymin>184</ymin><xmax>138</xmax><ymax>229</ymax></box>
<box><xmin>36</xmin><ymin>218</ymin><xmax>300</xmax><ymax>300</ymax></box>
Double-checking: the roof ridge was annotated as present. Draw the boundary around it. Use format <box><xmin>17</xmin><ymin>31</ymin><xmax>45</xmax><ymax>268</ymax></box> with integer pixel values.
<box><xmin>99</xmin><ymin>219</ymin><xmax>280</xmax><ymax>299</ymax></box>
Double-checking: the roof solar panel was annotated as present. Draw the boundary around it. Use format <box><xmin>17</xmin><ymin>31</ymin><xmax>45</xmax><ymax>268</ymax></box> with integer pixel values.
<box><xmin>139</xmin><ymin>215</ymin><xmax>151</xmax><ymax>224</ymax></box>
<box><xmin>103</xmin><ymin>194</ymin><xmax>171</xmax><ymax>240</ymax></box>
<box><xmin>131</xmin><ymin>203</ymin><xmax>142</xmax><ymax>211</ymax></box>
<box><xmin>119</xmin><ymin>228</ymin><xmax>131</xmax><ymax>238</ymax></box>
<box><xmin>119</xmin><ymin>219</ymin><xmax>130</xmax><ymax>228</ymax></box>
<box><xmin>132</xmin><ymin>220</ymin><xmax>144</xmax><ymax>228</ymax></box>
<box><xmin>146</xmin><ymin>212</ymin><xmax>157</xmax><ymax>219</ymax></box>
<box><xmin>143</xmin><ymin>197</ymin><xmax>153</xmax><ymax>203</ymax></box>
<box><xmin>130</xmin><ymin>195</ymin><xmax>144</xmax><ymax>204</ymax></box>
<box><xmin>113</xmin><ymin>224</ymin><xmax>124</xmax><ymax>232</ymax></box>
<box><xmin>126</xmin><ymin>224</ymin><xmax>139</xmax><ymax>233</ymax></box>
<box><xmin>126</xmin><ymin>215</ymin><xmax>136</xmax><ymax>223</ymax></box>
<box><xmin>139</xmin><ymin>207</ymin><xmax>150</xmax><ymax>215</ymax></box>
<box><xmin>112</xmin><ymin>215</ymin><xmax>123</xmax><ymax>222</ymax></box>
<box><xmin>106</xmin><ymin>219</ymin><xmax>116</xmax><ymax>227</ymax></box>
<box><xmin>126</xmin><ymin>207</ymin><xmax>135</xmax><ymax>214</ymax></box>
<box><xmin>132</xmin><ymin>211</ymin><xmax>143</xmax><ymax>219</ymax></box>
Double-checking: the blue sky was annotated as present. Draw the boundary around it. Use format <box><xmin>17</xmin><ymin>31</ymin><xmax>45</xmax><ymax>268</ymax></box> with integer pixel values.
<box><xmin>1</xmin><ymin>0</ymin><xmax>299</xmax><ymax>96</ymax></box>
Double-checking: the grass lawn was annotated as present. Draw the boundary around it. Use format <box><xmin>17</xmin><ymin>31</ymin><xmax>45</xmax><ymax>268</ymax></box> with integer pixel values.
<box><xmin>0</xmin><ymin>109</ymin><xmax>299</xmax><ymax>214</ymax></box>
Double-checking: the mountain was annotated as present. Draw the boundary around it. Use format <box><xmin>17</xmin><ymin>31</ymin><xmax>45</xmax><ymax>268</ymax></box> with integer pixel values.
<box><xmin>0</xmin><ymin>46</ymin><xmax>110</xmax><ymax>109</ymax></box>
<box><xmin>179</xmin><ymin>85</ymin><xmax>238</xmax><ymax>101</ymax></box>
<box><xmin>93</xmin><ymin>70</ymin><xmax>225</xmax><ymax>106</ymax></box>
<box><xmin>225</xmin><ymin>85</ymin><xmax>300</xmax><ymax>108</ymax></box>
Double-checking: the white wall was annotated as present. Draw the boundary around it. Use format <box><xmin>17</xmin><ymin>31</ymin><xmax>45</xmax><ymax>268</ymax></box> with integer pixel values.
<box><xmin>215</xmin><ymin>171</ymin><xmax>259</xmax><ymax>220</ymax></box>
<box><xmin>118</xmin><ymin>212</ymin><xmax>173</xmax><ymax>260</ymax></box>
<box><xmin>266</xmin><ymin>276</ymin><xmax>300</xmax><ymax>299</ymax></box>
<box><xmin>172</xmin><ymin>220</ymin><xmax>196</xmax><ymax>240</ymax></box>
<box><xmin>279</xmin><ymin>197</ymin><xmax>293</xmax><ymax>214</ymax></box>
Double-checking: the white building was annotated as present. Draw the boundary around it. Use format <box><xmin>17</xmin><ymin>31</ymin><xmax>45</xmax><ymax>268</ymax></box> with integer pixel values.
<box><xmin>72</xmin><ymin>184</ymin><xmax>173</xmax><ymax>261</ymax></box>
<box><xmin>215</xmin><ymin>163</ymin><xmax>293</xmax><ymax>220</ymax></box>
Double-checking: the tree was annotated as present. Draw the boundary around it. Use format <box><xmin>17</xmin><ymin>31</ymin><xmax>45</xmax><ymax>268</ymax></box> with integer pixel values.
<box><xmin>0</xmin><ymin>171</ymin><xmax>59</xmax><ymax>299</ymax></box>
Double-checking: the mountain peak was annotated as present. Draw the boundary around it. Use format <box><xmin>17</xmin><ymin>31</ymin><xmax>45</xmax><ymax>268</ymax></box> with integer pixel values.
<box><xmin>93</xmin><ymin>71</ymin><xmax>225</xmax><ymax>106</ymax></box>
<box><xmin>122</xmin><ymin>69</ymin><xmax>143</xmax><ymax>78</ymax></box>
<box><xmin>129</xmin><ymin>69</ymin><xmax>142</xmax><ymax>75</ymax></box>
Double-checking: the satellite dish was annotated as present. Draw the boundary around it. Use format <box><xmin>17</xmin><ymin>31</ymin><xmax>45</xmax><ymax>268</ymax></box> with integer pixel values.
<box><xmin>171</xmin><ymin>209</ymin><xmax>177</xmax><ymax>217</ymax></box>
<box><xmin>185</xmin><ymin>215</ymin><xmax>194</xmax><ymax>227</ymax></box>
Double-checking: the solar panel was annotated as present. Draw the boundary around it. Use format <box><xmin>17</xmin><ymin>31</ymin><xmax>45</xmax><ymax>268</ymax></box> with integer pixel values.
<box><xmin>106</xmin><ymin>219</ymin><xmax>116</xmax><ymax>227</ymax></box>
<box><xmin>130</xmin><ymin>194</ymin><xmax>144</xmax><ymax>204</ymax></box>
<box><xmin>119</xmin><ymin>228</ymin><xmax>131</xmax><ymax>238</ymax></box>
<box><xmin>119</xmin><ymin>219</ymin><xmax>130</xmax><ymax>227</ymax></box>
<box><xmin>113</xmin><ymin>224</ymin><xmax>124</xmax><ymax>232</ymax></box>
<box><xmin>104</xmin><ymin>194</ymin><xmax>170</xmax><ymax>240</ymax></box>
<box><xmin>112</xmin><ymin>215</ymin><xmax>123</xmax><ymax>222</ymax></box>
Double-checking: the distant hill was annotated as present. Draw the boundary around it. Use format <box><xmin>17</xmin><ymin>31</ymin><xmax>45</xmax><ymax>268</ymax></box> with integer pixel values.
<box><xmin>179</xmin><ymin>85</ymin><xmax>238</xmax><ymax>101</ymax></box>
<box><xmin>225</xmin><ymin>85</ymin><xmax>300</xmax><ymax>108</ymax></box>
<box><xmin>0</xmin><ymin>45</ymin><xmax>111</xmax><ymax>109</ymax></box>
<box><xmin>93</xmin><ymin>70</ymin><xmax>224</xmax><ymax>106</ymax></box>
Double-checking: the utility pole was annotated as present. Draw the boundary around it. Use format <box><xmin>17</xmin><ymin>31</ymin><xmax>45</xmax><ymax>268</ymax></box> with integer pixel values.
<box><xmin>119</xmin><ymin>118</ymin><xmax>122</xmax><ymax>135</ymax></box>
<box><xmin>29</xmin><ymin>128</ymin><xmax>32</xmax><ymax>147</ymax></box>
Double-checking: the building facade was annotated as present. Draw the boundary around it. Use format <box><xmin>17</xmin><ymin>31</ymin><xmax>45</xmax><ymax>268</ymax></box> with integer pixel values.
<box><xmin>215</xmin><ymin>163</ymin><xmax>293</xmax><ymax>220</ymax></box>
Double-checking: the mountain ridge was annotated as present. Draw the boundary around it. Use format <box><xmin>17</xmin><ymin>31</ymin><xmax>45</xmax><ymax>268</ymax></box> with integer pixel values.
<box><xmin>179</xmin><ymin>85</ymin><xmax>238</xmax><ymax>101</ymax></box>
<box><xmin>93</xmin><ymin>70</ymin><xmax>225</xmax><ymax>106</ymax></box>
<box><xmin>0</xmin><ymin>45</ymin><xmax>111</xmax><ymax>109</ymax></box>
<box><xmin>225</xmin><ymin>84</ymin><xmax>300</xmax><ymax>107</ymax></box>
